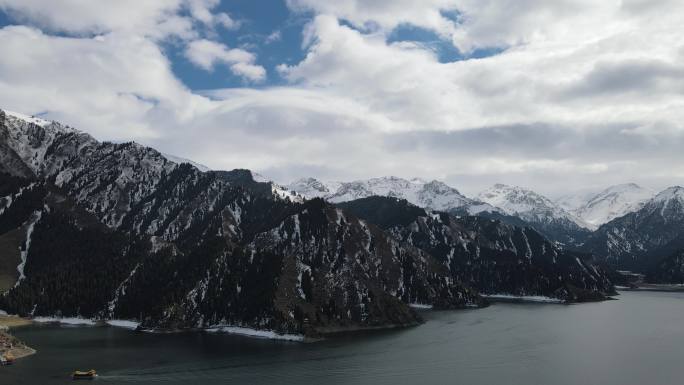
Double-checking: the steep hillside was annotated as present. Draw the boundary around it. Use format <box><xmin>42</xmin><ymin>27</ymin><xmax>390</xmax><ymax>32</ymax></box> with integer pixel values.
<box><xmin>0</xmin><ymin>109</ymin><xmax>482</xmax><ymax>337</ymax></box>
<box><xmin>583</xmin><ymin>186</ymin><xmax>684</xmax><ymax>272</ymax></box>
<box><xmin>338</xmin><ymin>197</ymin><xmax>615</xmax><ymax>302</ymax></box>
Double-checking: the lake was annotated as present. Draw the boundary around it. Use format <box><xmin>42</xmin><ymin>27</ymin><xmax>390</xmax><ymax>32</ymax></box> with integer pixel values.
<box><xmin>3</xmin><ymin>290</ymin><xmax>684</xmax><ymax>385</ymax></box>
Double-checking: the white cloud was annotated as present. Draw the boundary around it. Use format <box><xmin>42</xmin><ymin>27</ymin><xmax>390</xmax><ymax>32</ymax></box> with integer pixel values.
<box><xmin>0</xmin><ymin>0</ymin><xmax>241</xmax><ymax>39</ymax></box>
<box><xmin>271</xmin><ymin>2</ymin><xmax>684</xmax><ymax>193</ymax></box>
<box><xmin>0</xmin><ymin>0</ymin><xmax>186</xmax><ymax>37</ymax></box>
<box><xmin>187</xmin><ymin>0</ymin><xmax>241</xmax><ymax>30</ymax></box>
<box><xmin>286</xmin><ymin>0</ymin><xmax>460</xmax><ymax>39</ymax></box>
<box><xmin>185</xmin><ymin>39</ymin><xmax>266</xmax><ymax>82</ymax></box>
<box><xmin>1</xmin><ymin>0</ymin><xmax>684</xmax><ymax>197</ymax></box>
<box><xmin>0</xmin><ymin>25</ymin><xmax>208</xmax><ymax>139</ymax></box>
<box><xmin>265</xmin><ymin>30</ymin><xmax>282</xmax><ymax>44</ymax></box>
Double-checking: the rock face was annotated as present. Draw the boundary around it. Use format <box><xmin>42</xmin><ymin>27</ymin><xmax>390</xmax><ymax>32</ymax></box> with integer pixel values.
<box><xmin>477</xmin><ymin>184</ymin><xmax>592</xmax><ymax>246</ymax></box>
<box><xmin>287</xmin><ymin>176</ymin><xmax>495</xmax><ymax>214</ymax></box>
<box><xmin>337</xmin><ymin>196</ymin><xmax>615</xmax><ymax>302</ymax></box>
<box><xmin>0</xmin><ymin>109</ymin><xmax>482</xmax><ymax>336</ymax></box>
<box><xmin>583</xmin><ymin>186</ymin><xmax>684</xmax><ymax>273</ymax></box>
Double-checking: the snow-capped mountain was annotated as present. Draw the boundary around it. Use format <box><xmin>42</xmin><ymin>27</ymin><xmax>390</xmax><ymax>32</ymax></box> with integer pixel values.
<box><xmin>0</xmin><ymin>108</ymin><xmax>482</xmax><ymax>335</ymax></box>
<box><xmin>583</xmin><ymin>186</ymin><xmax>684</xmax><ymax>272</ymax></box>
<box><xmin>286</xmin><ymin>177</ymin><xmax>341</xmax><ymax>200</ymax></box>
<box><xmin>572</xmin><ymin>183</ymin><xmax>654</xmax><ymax>227</ymax></box>
<box><xmin>3</xmin><ymin>110</ymin><xmax>52</xmax><ymax>127</ymax></box>
<box><xmin>287</xmin><ymin>176</ymin><xmax>495</xmax><ymax>214</ymax></box>
<box><xmin>478</xmin><ymin>184</ymin><xmax>589</xmax><ymax>228</ymax></box>
<box><xmin>477</xmin><ymin>184</ymin><xmax>592</xmax><ymax>245</ymax></box>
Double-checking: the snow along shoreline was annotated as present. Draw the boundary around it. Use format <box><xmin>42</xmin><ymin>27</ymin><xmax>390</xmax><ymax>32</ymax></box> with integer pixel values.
<box><xmin>32</xmin><ymin>317</ymin><xmax>140</xmax><ymax>329</ymax></box>
<box><xmin>481</xmin><ymin>294</ymin><xmax>565</xmax><ymax>304</ymax></box>
<box><xmin>205</xmin><ymin>326</ymin><xmax>305</xmax><ymax>342</ymax></box>
<box><xmin>28</xmin><ymin>316</ymin><xmax>305</xmax><ymax>341</ymax></box>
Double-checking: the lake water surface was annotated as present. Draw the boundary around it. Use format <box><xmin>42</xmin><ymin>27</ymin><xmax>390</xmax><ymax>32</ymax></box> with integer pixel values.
<box><xmin>4</xmin><ymin>291</ymin><xmax>684</xmax><ymax>385</ymax></box>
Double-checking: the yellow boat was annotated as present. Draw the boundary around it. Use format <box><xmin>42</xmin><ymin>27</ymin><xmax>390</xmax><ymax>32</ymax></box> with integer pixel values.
<box><xmin>71</xmin><ymin>369</ymin><xmax>97</xmax><ymax>380</ymax></box>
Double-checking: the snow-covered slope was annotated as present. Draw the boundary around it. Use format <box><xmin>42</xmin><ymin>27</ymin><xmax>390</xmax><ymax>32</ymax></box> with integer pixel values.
<box><xmin>648</xmin><ymin>186</ymin><xmax>684</xmax><ymax>218</ymax></box>
<box><xmin>3</xmin><ymin>110</ymin><xmax>52</xmax><ymax>127</ymax></box>
<box><xmin>555</xmin><ymin>190</ymin><xmax>598</xmax><ymax>212</ymax></box>
<box><xmin>286</xmin><ymin>177</ymin><xmax>341</xmax><ymax>200</ymax></box>
<box><xmin>572</xmin><ymin>183</ymin><xmax>654</xmax><ymax>227</ymax></box>
<box><xmin>478</xmin><ymin>184</ymin><xmax>589</xmax><ymax>228</ymax></box>
<box><xmin>0</xmin><ymin>107</ymin><xmax>481</xmax><ymax>336</ymax></box>
<box><xmin>287</xmin><ymin>176</ymin><xmax>495</xmax><ymax>213</ymax></box>
<box><xmin>161</xmin><ymin>153</ymin><xmax>211</xmax><ymax>172</ymax></box>
<box><xmin>477</xmin><ymin>184</ymin><xmax>592</xmax><ymax>245</ymax></box>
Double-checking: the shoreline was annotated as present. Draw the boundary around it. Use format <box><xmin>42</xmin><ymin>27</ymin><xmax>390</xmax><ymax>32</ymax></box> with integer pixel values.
<box><xmin>1</xmin><ymin>315</ymin><xmax>37</xmax><ymax>362</ymax></box>
<box><xmin>617</xmin><ymin>284</ymin><xmax>684</xmax><ymax>293</ymax></box>
<box><xmin>480</xmin><ymin>294</ymin><xmax>565</xmax><ymax>304</ymax></box>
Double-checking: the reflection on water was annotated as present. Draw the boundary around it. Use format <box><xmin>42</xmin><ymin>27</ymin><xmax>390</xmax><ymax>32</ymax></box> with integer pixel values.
<box><xmin>5</xmin><ymin>291</ymin><xmax>684</xmax><ymax>385</ymax></box>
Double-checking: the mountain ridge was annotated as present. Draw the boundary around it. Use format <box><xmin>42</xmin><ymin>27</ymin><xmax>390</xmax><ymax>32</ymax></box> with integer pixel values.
<box><xmin>337</xmin><ymin>196</ymin><xmax>615</xmax><ymax>301</ymax></box>
<box><xmin>582</xmin><ymin>185</ymin><xmax>684</xmax><ymax>272</ymax></box>
<box><xmin>0</xmin><ymin>108</ymin><xmax>483</xmax><ymax>337</ymax></box>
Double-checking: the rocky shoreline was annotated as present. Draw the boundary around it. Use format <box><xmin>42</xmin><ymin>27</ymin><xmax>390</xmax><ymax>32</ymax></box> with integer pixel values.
<box><xmin>1</xmin><ymin>315</ymin><xmax>35</xmax><ymax>362</ymax></box>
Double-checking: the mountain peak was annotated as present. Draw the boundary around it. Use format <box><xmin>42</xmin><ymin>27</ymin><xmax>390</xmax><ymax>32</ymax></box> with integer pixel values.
<box><xmin>650</xmin><ymin>186</ymin><xmax>684</xmax><ymax>215</ymax></box>
<box><xmin>2</xmin><ymin>109</ymin><xmax>52</xmax><ymax>127</ymax></box>
<box><xmin>654</xmin><ymin>186</ymin><xmax>684</xmax><ymax>201</ymax></box>
<box><xmin>573</xmin><ymin>183</ymin><xmax>654</xmax><ymax>227</ymax></box>
<box><xmin>478</xmin><ymin>183</ymin><xmax>591</xmax><ymax>231</ymax></box>
<box><xmin>287</xmin><ymin>176</ymin><xmax>478</xmax><ymax>212</ymax></box>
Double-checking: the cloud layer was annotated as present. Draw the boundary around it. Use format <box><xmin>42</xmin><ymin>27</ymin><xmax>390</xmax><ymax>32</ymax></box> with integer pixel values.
<box><xmin>0</xmin><ymin>0</ymin><xmax>683</xmax><ymax>197</ymax></box>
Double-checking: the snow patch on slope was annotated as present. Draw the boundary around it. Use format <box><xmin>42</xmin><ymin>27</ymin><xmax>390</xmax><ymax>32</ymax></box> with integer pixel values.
<box><xmin>161</xmin><ymin>153</ymin><xmax>211</xmax><ymax>172</ymax></box>
<box><xmin>4</xmin><ymin>110</ymin><xmax>52</xmax><ymax>127</ymax></box>
<box><xmin>15</xmin><ymin>210</ymin><xmax>43</xmax><ymax>288</ymax></box>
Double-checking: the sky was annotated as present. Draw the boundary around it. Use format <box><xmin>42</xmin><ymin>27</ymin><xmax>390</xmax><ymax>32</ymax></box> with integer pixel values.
<box><xmin>0</xmin><ymin>0</ymin><xmax>683</xmax><ymax>198</ymax></box>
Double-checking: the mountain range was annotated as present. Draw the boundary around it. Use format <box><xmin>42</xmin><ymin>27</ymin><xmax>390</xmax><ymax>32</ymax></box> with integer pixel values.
<box><xmin>285</xmin><ymin>175</ymin><xmax>684</xmax><ymax>280</ymax></box>
<box><xmin>0</xmin><ymin>109</ymin><xmax>484</xmax><ymax>336</ymax></box>
<box><xmin>1</xmin><ymin>107</ymin><xmax>682</xmax><ymax>340</ymax></box>
<box><xmin>0</xmin><ymin>109</ymin><xmax>622</xmax><ymax>338</ymax></box>
<box><xmin>286</xmin><ymin>177</ymin><xmax>495</xmax><ymax>214</ymax></box>
<box><xmin>338</xmin><ymin>196</ymin><xmax>614</xmax><ymax>301</ymax></box>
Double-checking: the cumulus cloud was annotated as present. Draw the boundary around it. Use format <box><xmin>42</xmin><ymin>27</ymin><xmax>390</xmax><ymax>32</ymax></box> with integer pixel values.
<box><xmin>0</xmin><ymin>0</ymin><xmax>188</xmax><ymax>38</ymax></box>
<box><xmin>286</xmin><ymin>0</ymin><xmax>460</xmax><ymax>38</ymax></box>
<box><xmin>1</xmin><ymin>0</ymin><xmax>684</xmax><ymax>197</ymax></box>
<box><xmin>185</xmin><ymin>39</ymin><xmax>266</xmax><ymax>81</ymax></box>
<box><xmin>187</xmin><ymin>0</ymin><xmax>241</xmax><ymax>30</ymax></box>
<box><xmin>0</xmin><ymin>25</ymin><xmax>207</xmax><ymax>139</ymax></box>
